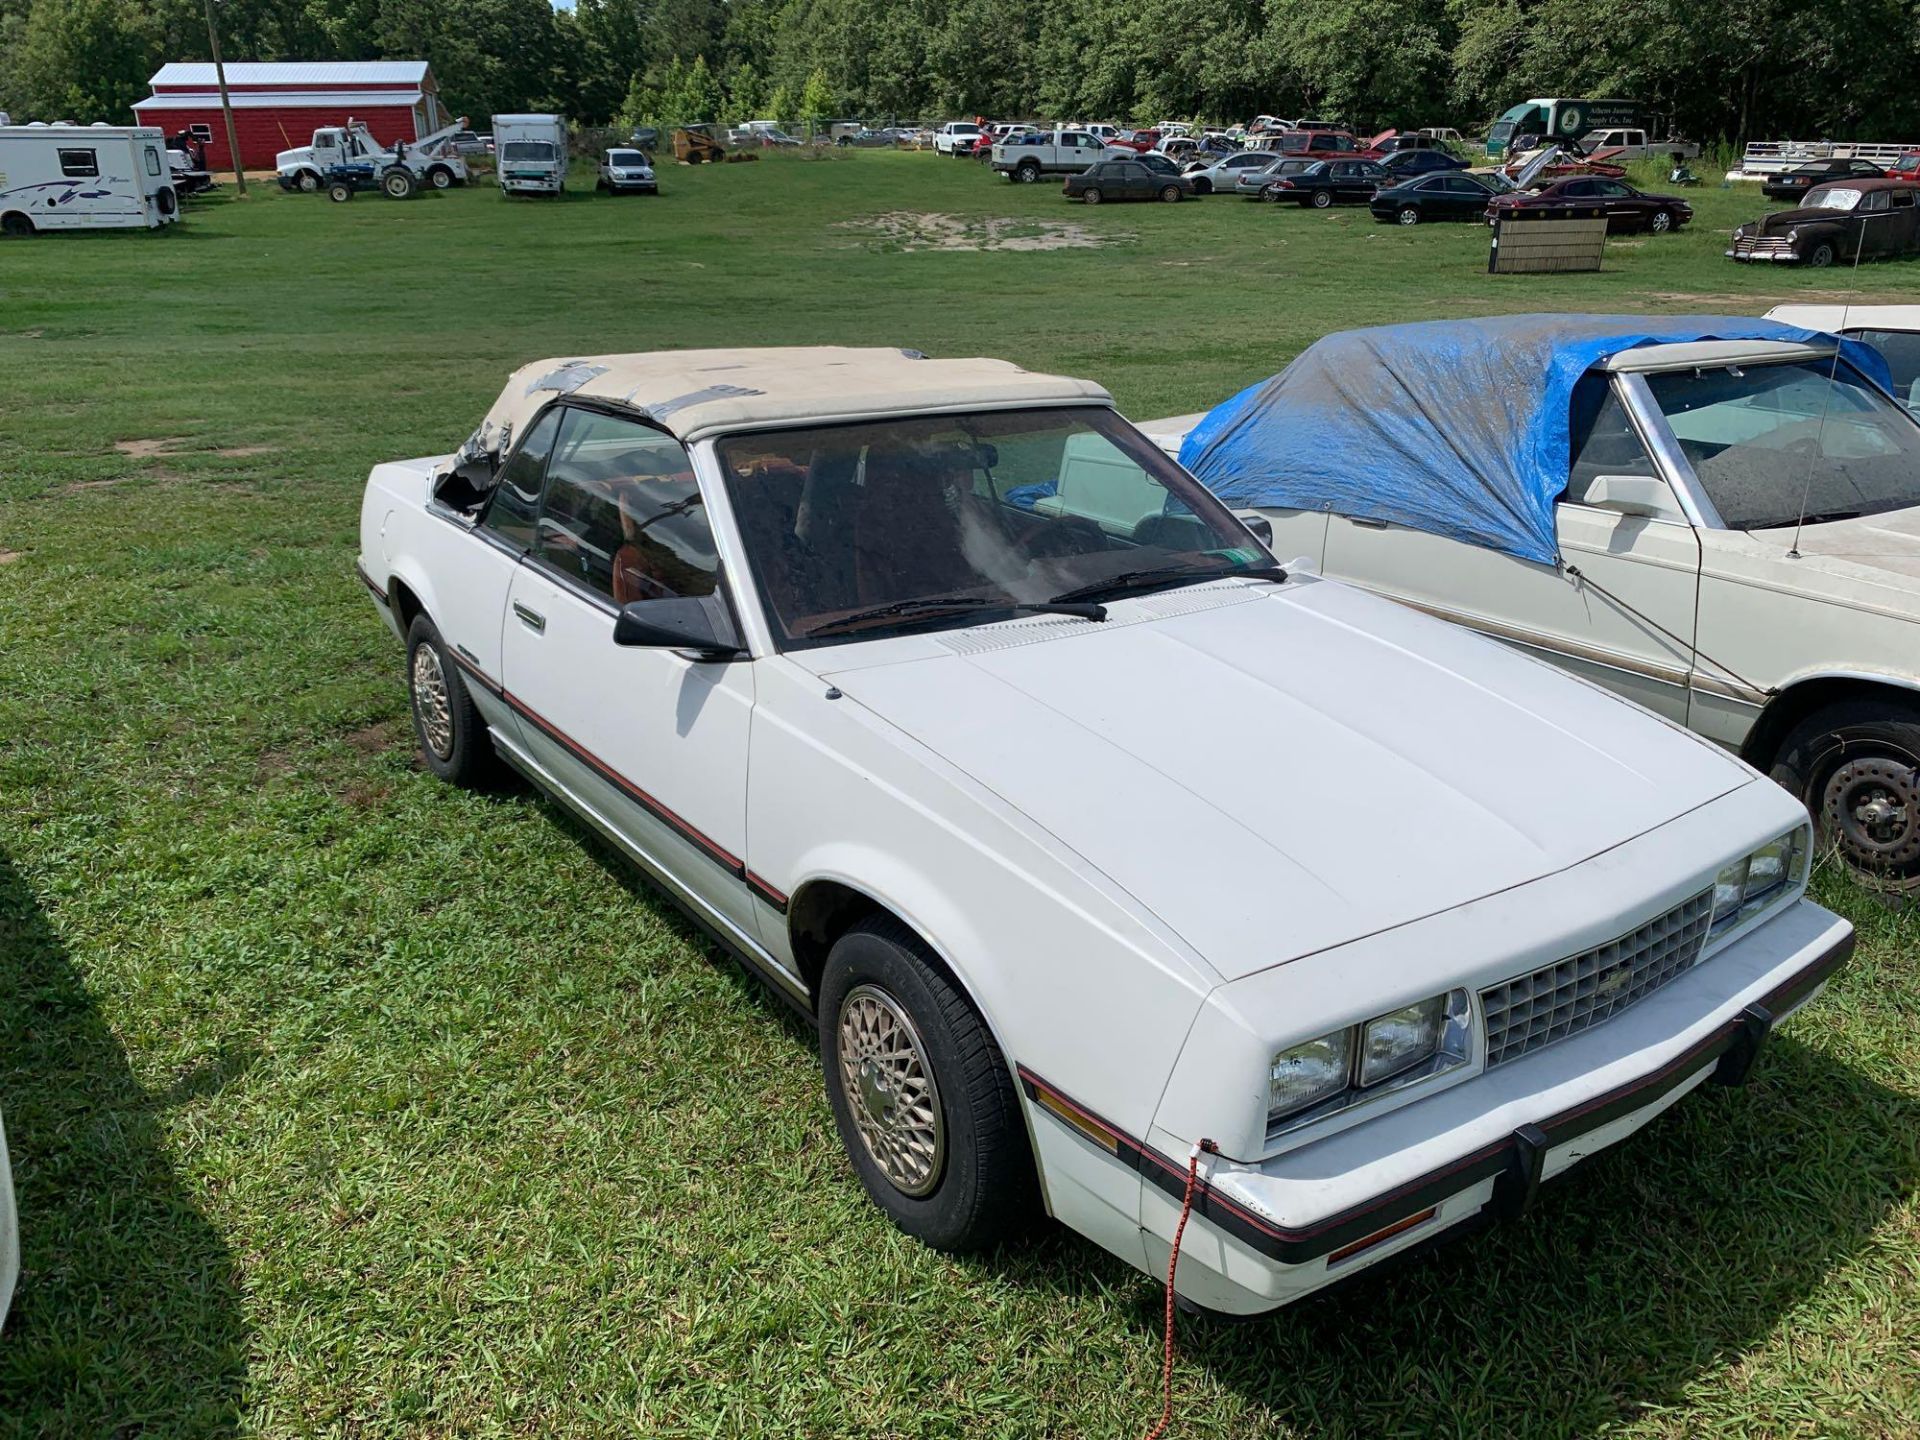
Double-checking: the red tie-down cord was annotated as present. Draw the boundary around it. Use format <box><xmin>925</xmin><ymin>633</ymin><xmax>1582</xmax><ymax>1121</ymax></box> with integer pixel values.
<box><xmin>1143</xmin><ymin>1139</ymin><xmax>1218</xmax><ymax>1440</ymax></box>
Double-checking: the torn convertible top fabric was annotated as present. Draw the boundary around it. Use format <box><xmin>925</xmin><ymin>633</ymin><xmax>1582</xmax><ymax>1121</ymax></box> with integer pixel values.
<box><xmin>1176</xmin><ymin>314</ymin><xmax>1894</xmax><ymax>566</ymax></box>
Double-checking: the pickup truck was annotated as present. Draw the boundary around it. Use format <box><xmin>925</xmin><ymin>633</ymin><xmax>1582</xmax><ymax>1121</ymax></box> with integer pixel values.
<box><xmin>932</xmin><ymin>121</ymin><xmax>982</xmax><ymax>156</ymax></box>
<box><xmin>992</xmin><ymin>129</ymin><xmax>1119</xmax><ymax>182</ymax></box>
<box><xmin>1579</xmin><ymin>129</ymin><xmax>1700</xmax><ymax>162</ymax></box>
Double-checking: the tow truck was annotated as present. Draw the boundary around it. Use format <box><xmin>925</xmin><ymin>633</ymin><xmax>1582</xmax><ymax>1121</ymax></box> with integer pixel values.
<box><xmin>277</xmin><ymin>117</ymin><xmax>470</xmax><ymax>194</ymax></box>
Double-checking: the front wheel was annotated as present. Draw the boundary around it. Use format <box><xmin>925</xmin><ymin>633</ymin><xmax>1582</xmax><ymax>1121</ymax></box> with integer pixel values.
<box><xmin>1193</xmin><ymin>177</ymin><xmax>1212</xmax><ymax>195</ymax></box>
<box><xmin>819</xmin><ymin>917</ymin><xmax>1037</xmax><ymax>1252</ymax></box>
<box><xmin>1772</xmin><ymin>699</ymin><xmax>1920</xmax><ymax>891</ymax></box>
<box><xmin>1649</xmin><ymin>208</ymin><xmax>1673</xmax><ymax>233</ymax></box>
<box><xmin>1311</xmin><ymin>189</ymin><xmax>1333</xmax><ymax>208</ymax></box>
<box><xmin>1805</xmin><ymin>240</ymin><xmax>1837</xmax><ymax>268</ymax></box>
<box><xmin>1082</xmin><ymin>187</ymin><xmax>1102</xmax><ymax>205</ymax></box>
<box><xmin>296</xmin><ymin>169</ymin><xmax>320</xmax><ymax>193</ymax></box>
<box><xmin>405</xmin><ymin>615</ymin><xmax>497</xmax><ymax>787</ymax></box>
<box><xmin>1159</xmin><ymin>184</ymin><xmax>1181</xmax><ymax>203</ymax></box>
<box><xmin>1</xmin><ymin>211</ymin><xmax>35</xmax><ymax>237</ymax></box>
<box><xmin>428</xmin><ymin>165</ymin><xmax>453</xmax><ymax>190</ymax></box>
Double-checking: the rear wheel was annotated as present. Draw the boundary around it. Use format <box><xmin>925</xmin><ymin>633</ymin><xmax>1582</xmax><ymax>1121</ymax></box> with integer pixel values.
<box><xmin>1311</xmin><ymin>188</ymin><xmax>1333</xmax><ymax>208</ymax></box>
<box><xmin>382</xmin><ymin>167</ymin><xmax>416</xmax><ymax>200</ymax></box>
<box><xmin>1397</xmin><ymin>205</ymin><xmax>1420</xmax><ymax>225</ymax></box>
<box><xmin>427</xmin><ymin>165</ymin><xmax>453</xmax><ymax>190</ymax></box>
<box><xmin>327</xmin><ymin>181</ymin><xmax>355</xmax><ymax>203</ymax></box>
<box><xmin>1772</xmin><ymin>698</ymin><xmax>1920</xmax><ymax>891</ymax></box>
<box><xmin>405</xmin><ymin>615</ymin><xmax>497</xmax><ymax>787</ymax></box>
<box><xmin>1017</xmin><ymin>161</ymin><xmax>1041</xmax><ymax>184</ymax></box>
<box><xmin>1082</xmin><ymin>187</ymin><xmax>1102</xmax><ymax>205</ymax></box>
<box><xmin>819</xmin><ymin>917</ymin><xmax>1037</xmax><ymax>1252</ymax></box>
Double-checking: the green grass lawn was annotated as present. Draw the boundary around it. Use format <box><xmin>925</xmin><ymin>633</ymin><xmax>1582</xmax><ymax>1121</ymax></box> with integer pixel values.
<box><xmin>1</xmin><ymin>150</ymin><xmax>1917</xmax><ymax>1438</ymax></box>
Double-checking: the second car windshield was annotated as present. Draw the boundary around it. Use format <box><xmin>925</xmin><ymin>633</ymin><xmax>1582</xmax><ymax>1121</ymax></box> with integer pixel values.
<box><xmin>503</xmin><ymin>141</ymin><xmax>555</xmax><ymax>161</ymax></box>
<box><xmin>716</xmin><ymin>406</ymin><xmax>1270</xmax><ymax>646</ymax></box>
<box><xmin>607</xmin><ymin>150</ymin><xmax>646</xmax><ymax>166</ymax></box>
<box><xmin>1805</xmin><ymin>186</ymin><xmax>1862</xmax><ymax>211</ymax></box>
<box><xmin>1645</xmin><ymin>359</ymin><xmax>1920</xmax><ymax>528</ymax></box>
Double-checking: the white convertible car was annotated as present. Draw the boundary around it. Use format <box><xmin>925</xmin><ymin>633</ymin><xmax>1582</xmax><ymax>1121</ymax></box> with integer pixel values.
<box><xmin>358</xmin><ymin>347</ymin><xmax>1851</xmax><ymax>1315</ymax></box>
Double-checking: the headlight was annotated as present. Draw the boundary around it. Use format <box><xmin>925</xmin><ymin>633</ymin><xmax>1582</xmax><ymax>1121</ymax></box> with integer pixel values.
<box><xmin>1268</xmin><ymin>989</ymin><xmax>1472</xmax><ymax>1132</ymax></box>
<box><xmin>1710</xmin><ymin>825</ymin><xmax>1811</xmax><ymax>934</ymax></box>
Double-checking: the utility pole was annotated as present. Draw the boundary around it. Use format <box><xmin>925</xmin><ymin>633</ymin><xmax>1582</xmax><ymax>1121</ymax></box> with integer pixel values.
<box><xmin>203</xmin><ymin>0</ymin><xmax>247</xmax><ymax>195</ymax></box>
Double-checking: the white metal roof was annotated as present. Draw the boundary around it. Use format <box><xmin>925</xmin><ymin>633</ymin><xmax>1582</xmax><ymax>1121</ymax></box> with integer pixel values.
<box><xmin>148</xmin><ymin>61</ymin><xmax>429</xmax><ymax>88</ymax></box>
<box><xmin>1765</xmin><ymin>303</ymin><xmax>1920</xmax><ymax>335</ymax></box>
<box><xmin>476</xmin><ymin>348</ymin><xmax>1113</xmax><ymax>446</ymax></box>
<box><xmin>135</xmin><ymin>91</ymin><xmax>423</xmax><ymax>112</ymax></box>
<box><xmin>1600</xmin><ymin>338</ymin><xmax>1833</xmax><ymax>372</ymax></box>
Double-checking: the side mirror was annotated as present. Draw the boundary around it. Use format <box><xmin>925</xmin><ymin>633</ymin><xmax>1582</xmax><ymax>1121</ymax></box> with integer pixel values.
<box><xmin>1583</xmin><ymin>474</ymin><xmax>1676</xmax><ymax>519</ymax></box>
<box><xmin>612</xmin><ymin>594</ymin><xmax>744</xmax><ymax>660</ymax></box>
<box><xmin>1236</xmin><ymin>511</ymin><xmax>1274</xmax><ymax>545</ymax></box>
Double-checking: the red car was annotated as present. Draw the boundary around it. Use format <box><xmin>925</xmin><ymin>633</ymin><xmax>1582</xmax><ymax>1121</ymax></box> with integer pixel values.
<box><xmin>1109</xmin><ymin>129</ymin><xmax>1163</xmax><ymax>153</ymax></box>
<box><xmin>1487</xmin><ymin>175</ymin><xmax>1693</xmax><ymax>233</ymax></box>
<box><xmin>1890</xmin><ymin>150</ymin><xmax>1920</xmax><ymax>181</ymax></box>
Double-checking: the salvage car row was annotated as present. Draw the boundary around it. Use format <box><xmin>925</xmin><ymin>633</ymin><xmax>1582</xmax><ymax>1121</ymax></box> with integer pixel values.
<box><xmin>350</xmin><ymin>302</ymin><xmax>1919</xmax><ymax>1318</ymax></box>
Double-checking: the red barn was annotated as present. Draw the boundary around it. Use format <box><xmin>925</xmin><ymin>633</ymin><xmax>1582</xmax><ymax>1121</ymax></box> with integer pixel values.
<box><xmin>132</xmin><ymin>61</ymin><xmax>448</xmax><ymax>171</ymax></box>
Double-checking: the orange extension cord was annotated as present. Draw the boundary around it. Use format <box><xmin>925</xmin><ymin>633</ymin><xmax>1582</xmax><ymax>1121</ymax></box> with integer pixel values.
<box><xmin>1143</xmin><ymin>1140</ymin><xmax>1214</xmax><ymax>1440</ymax></box>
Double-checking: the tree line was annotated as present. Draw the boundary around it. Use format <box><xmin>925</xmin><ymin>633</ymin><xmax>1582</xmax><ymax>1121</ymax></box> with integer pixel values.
<box><xmin>4</xmin><ymin>0</ymin><xmax>1917</xmax><ymax>145</ymax></box>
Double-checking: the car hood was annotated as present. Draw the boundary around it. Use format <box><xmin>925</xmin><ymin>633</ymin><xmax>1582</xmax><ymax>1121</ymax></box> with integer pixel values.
<box><xmin>1753</xmin><ymin>205</ymin><xmax>1845</xmax><ymax>232</ymax></box>
<box><xmin>1750</xmin><ymin>503</ymin><xmax>1920</xmax><ymax>591</ymax></box>
<box><xmin>810</xmin><ymin>578</ymin><xmax>1750</xmax><ymax>980</ymax></box>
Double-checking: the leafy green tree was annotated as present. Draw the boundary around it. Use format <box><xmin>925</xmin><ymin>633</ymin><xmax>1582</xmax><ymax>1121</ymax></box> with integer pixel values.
<box><xmin>683</xmin><ymin>53</ymin><xmax>726</xmax><ymax>122</ymax></box>
<box><xmin>727</xmin><ymin>60</ymin><xmax>766</xmax><ymax>119</ymax></box>
<box><xmin>799</xmin><ymin>64</ymin><xmax>834</xmax><ymax>123</ymax></box>
<box><xmin>764</xmin><ymin>81</ymin><xmax>794</xmax><ymax>125</ymax></box>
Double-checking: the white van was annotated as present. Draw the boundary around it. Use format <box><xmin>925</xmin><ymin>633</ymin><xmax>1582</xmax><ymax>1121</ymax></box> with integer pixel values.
<box><xmin>0</xmin><ymin>124</ymin><xmax>180</xmax><ymax>235</ymax></box>
<box><xmin>491</xmin><ymin>114</ymin><xmax>569</xmax><ymax>196</ymax></box>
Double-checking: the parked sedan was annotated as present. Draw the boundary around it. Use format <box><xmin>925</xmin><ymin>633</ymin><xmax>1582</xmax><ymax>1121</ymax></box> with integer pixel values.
<box><xmin>1379</xmin><ymin>148</ymin><xmax>1469</xmax><ymax>179</ymax></box>
<box><xmin>1233</xmin><ymin>156</ymin><xmax>1318</xmax><ymax>198</ymax></box>
<box><xmin>1762</xmin><ymin>157</ymin><xmax>1885</xmax><ymax>202</ymax></box>
<box><xmin>1265</xmin><ymin>158</ymin><xmax>1388</xmax><ymax>208</ymax></box>
<box><xmin>596</xmin><ymin>148</ymin><xmax>657</xmax><ymax>194</ymax></box>
<box><xmin>1065</xmin><ymin>156</ymin><xmax>1192</xmax><ymax>203</ymax></box>
<box><xmin>1370</xmin><ymin>170</ymin><xmax>1508</xmax><ymax>224</ymax></box>
<box><xmin>1729</xmin><ymin>179</ymin><xmax>1920</xmax><ymax>267</ymax></box>
<box><xmin>1153</xmin><ymin>313</ymin><xmax>1920</xmax><ymax>889</ymax></box>
<box><xmin>835</xmin><ymin>128</ymin><xmax>898</xmax><ymax>148</ymax></box>
<box><xmin>1488</xmin><ymin>176</ymin><xmax>1692</xmax><ymax>233</ymax></box>
<box><xmin>1182</xmin><ymin>150</ymin><xmax>1277</xmax><ymax>194</ymax></box>
<box><xmin>362</xmin><ymin>345</ymin><xmax>1850</xmax><ymax>1316</ymax></box>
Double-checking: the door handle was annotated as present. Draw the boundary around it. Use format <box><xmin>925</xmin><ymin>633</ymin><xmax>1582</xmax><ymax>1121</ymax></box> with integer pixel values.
<box><xmin>513</xmin><ymin>601</ymin><xmax>546</xmax><ymax>633</ymax></box>
<box><xmin>1347</xmin><ymin>515</ymin><xmax>1390</xmax><ymax>529</ymax></box>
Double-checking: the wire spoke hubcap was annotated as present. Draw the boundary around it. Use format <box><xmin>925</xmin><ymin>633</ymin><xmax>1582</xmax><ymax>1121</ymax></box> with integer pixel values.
<box><xmin>839</xmin><ymin>984</ymin><xmax>944</xmax><ymax>1196</ymax></box>
<box><xmin>411</xmin><ymin>643</ymin><xmax>455</xmax><ymax>760</ymax></box>
<box><xmin>1823</xmin><ymin>755</ymin><xmax>1919</xmax><ymax>869</ymax></box>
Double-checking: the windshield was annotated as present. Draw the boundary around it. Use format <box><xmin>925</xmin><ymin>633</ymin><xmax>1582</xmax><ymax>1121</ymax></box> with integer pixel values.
<box><xmin>1853</xmin><ymin>329</ymin><xmax>1920</xmax><ymax>412</ymax></box>
<box><xmin>1805</xmin><ymin>186</ymin><xmax>1861</xmax><ymax>211</ymax></box>
<box><xmin>607</xmin><ymin>150</ymin><xmax>646</xmax><ymax>166</ymax></box>
<box><xmin>716</xmin><ymin>406</ymin><xmax>1271</xmax><ymax>647</ymax></box>
<box><xmin>503</xmin><ymin>141</ymin><xmax>556</xmax><ymax>161</ymax></box>
<box><xmin>1645</xmin><ymin>359</ymin><xmax>1920</xmax><ymax>528</ymax></box>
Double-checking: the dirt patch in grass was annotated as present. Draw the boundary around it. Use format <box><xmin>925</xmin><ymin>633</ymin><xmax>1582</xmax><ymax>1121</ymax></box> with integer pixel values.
<box><xmin>0</xmin><ymin>548</ymin><xmax>20</xmax><ymax>565</ymax></box>
<box><xmin>345</xmin><ymin>720</ymin><xmax>406</xmax><ymax>757</ymax></box>
<box><xmin>837</xmin><ymin>211</ymin><xmax>1128</xmax><ymax>252</ymax></box>
<box><xmin>115</xmin><ymin>437</ymin><xmax>193</xmax><ymax>458</ymax></box>
<box><xmin>215</xmin><ymin>445</ymin><xmax>275</xmax><ymax>458</ymax></box>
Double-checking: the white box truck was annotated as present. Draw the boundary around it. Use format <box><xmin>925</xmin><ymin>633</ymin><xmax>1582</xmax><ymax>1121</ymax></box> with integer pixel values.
<box><xmin>0</xmin><ymin>123</ymin><xmax>181</xmax><ymax>236</ymax></box>
<box><xmin>492</xmin><ymin>114</ymin><xmax>569</xmax><ymax>196</ymax></box>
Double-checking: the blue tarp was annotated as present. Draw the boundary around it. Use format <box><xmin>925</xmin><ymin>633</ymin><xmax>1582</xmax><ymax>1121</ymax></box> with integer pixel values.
<box><xmin>1177</xmin><ymin>314</ymin><xmax>1894</xmax><ymax>566</ymax></box>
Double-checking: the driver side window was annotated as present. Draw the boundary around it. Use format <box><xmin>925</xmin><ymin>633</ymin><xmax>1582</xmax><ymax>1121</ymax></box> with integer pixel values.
<box><xmin>1566</xmin><ymin>378</ymin><xmax>1658</xmax><ymax>504</ymax></box>
<box><xmin>482</xmin><ymin>407</ymin><xmax>561</xmax><ymax>549</ymax></box>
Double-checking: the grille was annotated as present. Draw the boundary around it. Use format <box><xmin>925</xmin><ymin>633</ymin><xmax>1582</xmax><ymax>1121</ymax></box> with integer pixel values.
<box><xmin>1481</xmin><ymin>890</ymin><xmax>1713</xmax><ymax>1067</ymax></box>
<box><xmin>1733</xmin><ymin>235</ymin><xmax>1792</xmax><ymax>257</ymax></box>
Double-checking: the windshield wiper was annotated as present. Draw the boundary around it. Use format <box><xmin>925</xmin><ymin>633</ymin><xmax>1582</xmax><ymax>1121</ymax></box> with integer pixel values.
<box><xmin>1049</xmin><ymin>561</ymin><xmax>1287</xmax><ymax>607</ymax></box>
<box><xmin>803</xmin><ymin>595</ymin><xmax>1107</xmax><ymax>638</ymax></box>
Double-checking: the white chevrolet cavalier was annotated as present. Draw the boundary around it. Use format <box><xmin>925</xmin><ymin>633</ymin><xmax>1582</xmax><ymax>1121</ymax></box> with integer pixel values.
<box><xmin>357</xmin><ymin>347</ymin><xmax>1853</xmax><ymax>1315</ymax></box>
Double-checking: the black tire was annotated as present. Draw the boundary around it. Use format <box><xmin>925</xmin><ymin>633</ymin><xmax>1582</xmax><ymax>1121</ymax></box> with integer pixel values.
<box><xmin>1159</xmin><ymin>184</ymin><xmax>1181</xmax><ymax>203</ymax></box>
<box><xmin>427</xmin><ymin>165</ymin><xmax>453</xmax><ymax>190</ymax></box>
<box><xmin>1311</xmin><ymin>188</ymin><xmax>1333</xmax><ymax>208</ymax></box>
<box><xmin>155</xmin><ymin>185</ymin><xmax>178</xmax><ymax>216</ymax></box>
<box><xmin>1260</xmin><ymin>185</ymin><xmax>1282</xmax><ymax>203</ymax></box>
<box><xmin>1016</xmin><ymin>161</ymin><xmax>1041</xmax><ymax>184</ymax></box>
<box><xmin>1649</xmin><ymin>208</ymin><xmax>1673</xmax><ymax>233</ymax></box>
<box><xmin>1082</xmin><ymin>187</ymin><xmax>1102</xmax><ymax>205</ymax></box>
<box><xmin>405</xmin><ymin>614</ymin><xmax>496</xmax><ymax>786</ymax></box>
<box><xmin>1805</xmin><ymin>240</ymin><xmax>1837</xmax><ymax>268</ymax></box>
<box><xmin>382</xmin><ymin>167</ymin><xmax>416</xmax><ymax>200</ymax></box>
<box><xmin>1193</xmin><ymin>177</ymin><xmax>1212</xmax><ymax>195</ymax></box>
<box><xmin>327</xmin><ymin>182</ymin><xmax>355</xmax><ymax>204</ymax></box>
<box><xmin>0</xmin><ymin>211</ymin><xmax>34</xmax><ymax>237</ymax></box>
<box><xmin>1771</xmin><ymin>698</ymin><xmax>1920</xmax><ymax>890</ymax></box>
<box><xmin>1397</xmin><ymin>205</ymin><xmax>1420</xmax><ymax>226</ymax></box>
<box><xmin>819</xmin><ymin>916</ymin><xmax>1037</xmax><ymax>1252</ymax></box>
<box><xmin>296</xmin><ymin>169</ymin><xmax>320</xmax><ymax>193</ymax></box>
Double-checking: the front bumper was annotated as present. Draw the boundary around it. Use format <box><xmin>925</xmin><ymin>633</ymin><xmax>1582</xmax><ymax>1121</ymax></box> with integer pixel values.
<box><xmin>1025</xmin><ymin>896</ymin><xmax>1851</xmax><ymax>1315</ymax></box>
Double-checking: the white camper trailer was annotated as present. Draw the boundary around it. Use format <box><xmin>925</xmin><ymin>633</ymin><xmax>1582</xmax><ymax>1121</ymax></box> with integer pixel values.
<box><xmin>0</xmin><ymin>124</ymin><xmax>180</xmax><ymax>235</ymax></box>
<box><xmin>491</xmin><ymin>114</ymin><xmax>569</xmax><ymax>195</ymax></box>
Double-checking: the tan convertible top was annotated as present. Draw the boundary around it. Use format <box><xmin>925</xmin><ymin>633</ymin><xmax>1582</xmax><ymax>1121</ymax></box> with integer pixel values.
<box><xmin>469</xmin><ymin>347</ymin><xmax>1112</xmax><ymax>451</ymax></box>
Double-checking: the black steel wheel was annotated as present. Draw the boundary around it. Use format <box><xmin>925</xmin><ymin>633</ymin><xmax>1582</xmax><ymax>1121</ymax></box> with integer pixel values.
<box><xmin>1772</xmin><ymin>698</ymin><xmax>1920</xmax><ymax>891</ymax></box>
